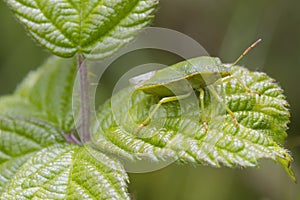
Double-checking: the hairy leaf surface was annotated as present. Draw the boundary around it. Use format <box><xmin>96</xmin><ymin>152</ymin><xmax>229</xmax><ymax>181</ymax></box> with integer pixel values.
<box><xmin>4</xmin><ymin>0</ymin><xmax>158</xmax><ymax>58</ymax></box>
<box><xmin>0</xmin><ymin>144</ymin><xmax>129</xmax><ymax>199</ymax></box>
<box><xmin>0</xmin><ymin>116</ymin><xmax>65</xmax><ymax>193</ymax></box>
<box><xmin>92</xmin><ymin>65</ymin><xmax>295</xmax><ymax>181</ymax></box>
<box><xmin>0</xmin><ymin>56</ymin><xmax>130</xmax><ymax>198</ymax></box>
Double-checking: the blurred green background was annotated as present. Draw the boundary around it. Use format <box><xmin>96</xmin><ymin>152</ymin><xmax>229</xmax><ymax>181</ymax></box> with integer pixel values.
<box><xmin>0</xmin><ymin>0</ymin><xmax>299</xmax><ymax>199</ymax></box>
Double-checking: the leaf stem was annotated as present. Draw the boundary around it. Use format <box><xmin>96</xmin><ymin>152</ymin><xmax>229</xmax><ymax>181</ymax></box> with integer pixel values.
<box><xmin>77</xmin><ymin>54</ymin><xmax>90</xmax><ymax>143</ymax></box>
<box><xmin>62</xmin><ymin>131</ymin><xmax>82</xmax><ymax>145</ymax></box>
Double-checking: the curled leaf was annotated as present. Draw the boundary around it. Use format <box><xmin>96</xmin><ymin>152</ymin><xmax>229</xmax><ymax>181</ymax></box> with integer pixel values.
<box><xmin>92</xmin><ymin>65</ymin><xmax>295</xmax><ymax>181</ymax></box>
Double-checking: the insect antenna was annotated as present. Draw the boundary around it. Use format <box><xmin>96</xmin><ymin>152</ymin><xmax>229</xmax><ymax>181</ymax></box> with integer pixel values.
<box><xmin>229</xmin><ymin>38</ymin><xmax>262</xmax><ymax>68</ymax></box>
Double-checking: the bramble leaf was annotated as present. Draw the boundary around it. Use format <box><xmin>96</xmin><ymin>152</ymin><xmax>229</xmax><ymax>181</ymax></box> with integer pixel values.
<box><xmin>0</xmin><ymin>116</ymin><xmax>65</xmax><ymax>193</ymax></box>
<box><xmin>92</xmin><ymin>64</ymin><xmax>295</xmax><ymax>181</ymax></box>
<box><xmin>4</xmin><ymin>0</ymin><xmax>158</xmax><ymax>58</ymax></box>
<box><xmin>0</xmin><ymin>57</ymin><xmax>130</xmax><ymax>199</ymax></box>
<box><xmin>0</xmin><ymin>144</ymin><xmax>129</xmax><ymax>199</ymax></box>
<box><xmin>0</xmin><ymin>57</ymin><xmax>77</xmax><ymax>132</ymax></box>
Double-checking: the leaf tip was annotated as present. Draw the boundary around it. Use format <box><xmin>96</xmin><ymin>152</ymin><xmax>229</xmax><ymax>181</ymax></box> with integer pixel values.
<box><xmin>277</xmin><ymin>153</ymin><xmax>297</xmax><ymax>183</ymax></box>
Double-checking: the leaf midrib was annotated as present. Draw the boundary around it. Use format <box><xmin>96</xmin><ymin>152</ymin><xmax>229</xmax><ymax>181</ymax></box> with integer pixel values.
<box><xmin>34</xmin><ymin>0</ymin><xmax>78</xmax><ymax>45</ymax></box>
<box><xmin>80</xmin><ymin>0</ymin><xmax>140</xmax><ymax>48</ymax></box>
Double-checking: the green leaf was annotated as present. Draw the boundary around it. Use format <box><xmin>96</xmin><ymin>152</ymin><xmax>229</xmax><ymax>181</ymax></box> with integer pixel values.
<box><xmin>0</xmin><ymin>144</ymin><xmax>129</xmax><ymax>200</ymax></box>
<box><xmin>4</xmin><ymin>0</ymin><xmax>158</xmax><ymax>58</ymax></box>
<box><xmin>0</xmin><ymin>56</ymin><xmax>130</xmax><ymax>198</ymax></box>
<box><xmin>0</xmin><ymin>57</ymin><xmax>77</xmax><ymax>132</ymax></box>
<box><xmin>0</xmin><ymin>116</ymin><xmax>65</xmax><ymax>193</ymax></box>
<box><xmin>68</xmin><ymin>145</ymin><xmax>129</xmax><ymax>200</ymax></box>
<box><xmin>91</xmin><ymin>65</ymin><xmax>295</xmax><ymax>181</ymax></box>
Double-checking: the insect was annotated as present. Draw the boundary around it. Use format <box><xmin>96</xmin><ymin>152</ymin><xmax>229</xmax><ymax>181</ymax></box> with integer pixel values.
<box><xmin>130</xmin><ymin>39</ymin><xmax>262</xmax><ymax>133</ymax></box>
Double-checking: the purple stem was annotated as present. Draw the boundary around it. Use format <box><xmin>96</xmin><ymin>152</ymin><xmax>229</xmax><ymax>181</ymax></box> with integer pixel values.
<box><xmin>62</xmin><ymin>131</ymin><xmax>82</xmax><ymax>145</ymax></box>
<box><xmin>77</xmin><ymin>54</ymin><xmax>90</xmax><ymax>143</ymax></box>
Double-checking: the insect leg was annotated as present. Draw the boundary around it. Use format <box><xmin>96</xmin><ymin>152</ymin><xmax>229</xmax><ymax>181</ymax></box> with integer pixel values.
<box><xmin>199</xmin><ymin>88</ymin><xmax>208</xmax><ymax>132</ymax></box>
<box><xmin>207</xmin><ymin>86</ymin><xmax>239</xmax><ymax>126</ymax></box>
<box><xmin>135</xmin><ymin>92</ymin><xmax>192</xmax><ymax>133</ymax></box>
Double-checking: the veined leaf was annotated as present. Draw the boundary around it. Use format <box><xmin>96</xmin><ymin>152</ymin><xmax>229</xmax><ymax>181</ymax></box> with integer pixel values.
<box><xmin>0</xmin><ymin>57</ymin><xmax>77</xmax><ymax>132</ymax></box>
<box><xmin>4</xmin><ymin>0</ymin><xmax>158</xmax><ymax>58</ymax></box>
<box><xmin>0</xmin><ymin>144</ymin><xmax>129</xmax><ymax>199</ymax></box>
<box><xmin>0</xmin><ymin>116</ymin><xmax>65</xmax><ymax>193</ymax></box>
<box><xmin>91</xmin><ymin>65</ymin><xmax>295</xmax><ymax>181</ymax></box>
<box><xmin>0</xmin><ymin>56</ymin><xmax>130</xmax><ymax>198</ymax></box>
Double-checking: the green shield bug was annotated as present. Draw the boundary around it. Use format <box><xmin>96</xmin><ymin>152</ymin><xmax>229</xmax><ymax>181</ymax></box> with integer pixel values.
<box><xmin>130</xmin><ymin>39</ymin><xmax>262</xmax><ymax>133</ymax></box>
